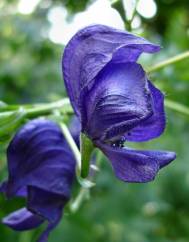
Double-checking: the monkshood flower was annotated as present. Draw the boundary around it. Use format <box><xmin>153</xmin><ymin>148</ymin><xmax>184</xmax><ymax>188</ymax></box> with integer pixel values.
<box><xmin>62</xmin><ymin>24</ymin><xmax>176</xmax><ymax>182</ymax></box>
<box><xmin>0</xmin><ymin>118</ymin><xmax>76</xmax><ymax>242</ymax></box>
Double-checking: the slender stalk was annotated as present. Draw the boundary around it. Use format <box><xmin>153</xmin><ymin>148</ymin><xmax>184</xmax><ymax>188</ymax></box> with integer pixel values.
<box><xmin>70</xmin><ymin>187</ymin><xmax>89</xmax><ymax>213</ymax></box>
<box><xmin>127</xmin><ymin>0</ymin><xmax>139</xmax><ymax>29</ymax></box>
<box><xmin>80</xmin><ymin>133</ymin><xmax>94</xmax><ymax>178</ymax></box>
<box><xmin>26</xmin><ymin>98</ymin><xmax>73</xmax><ymax>118</ymax></box>
<box><xmin>0</xmin><ymin>98</ymin><xmax>74</xmax><ymax>119</ymax></box>
<box><xmin>62</xmin><ymin>123</ymin><xmax>94</xmax><ymax>211</ymax></box>
<box><xmin>131</xmin><ymin>0</ymin><xmax>139</xmax><ymax>21</ymax></box>
<box><xmin>60</xmin><ymin>123</ymin><xmax>95</xmax><ymax>189</ymax></box>
<box><xmin>70</xmin><ymin>149</ymin><xmax>102</xmax><ymax>213</ymax></box>
<box><xmin>60</xmin><ymin>123</ymin><xmax>81</xmax><ymax>170</ymax></box>
<box><xmin>165</xmin><ymin>99</ymin><xmax>189</xmax><ymax>117</ymax></box>
<box><xmin>147</xmin><ymin>51</ymin><xmax>189</xmax><ymax>73</ymax></box>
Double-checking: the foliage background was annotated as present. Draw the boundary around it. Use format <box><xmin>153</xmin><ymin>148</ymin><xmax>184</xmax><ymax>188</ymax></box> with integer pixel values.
<box><xmin>0</xmin><ymin>0</ymin><xmax>189</xmax><ymax>241</ymax></box>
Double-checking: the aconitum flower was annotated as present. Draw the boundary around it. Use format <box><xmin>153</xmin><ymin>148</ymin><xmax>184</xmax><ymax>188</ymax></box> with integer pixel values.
<box><xmin>62</xmin><ymin>24</ymin><xmax>176</xmax><ymax>182</ymax></box>
<box><xmin>0</xmin><ymin>118</ymin><xmax>76</xmax><ymax>242</ymax></box>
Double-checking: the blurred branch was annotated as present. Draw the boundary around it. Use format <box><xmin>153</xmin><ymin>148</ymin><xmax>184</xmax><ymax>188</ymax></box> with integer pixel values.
<box><xmin>70</xmin><ymin>150</ymin><xmax>102</xmax><ymax>213</ymax></box>
<box><xmin>165</xmin><ymin>99</ymin><xmax>189</xmax><ymax>117</ymax></box>
<box><xmin>70</xmin><ymin>187</ymin><xmax>89</xmax><ymax>213</ymax></box>
<box><xmin>0</xmin><ymin>98</ymin><xmax>74</xmax><ymax>119</ymax></box>
<box><xmin>127</xmin><ymin>0</ymin><xmax>139</xmax><ymax>29</ymax></box>
<box><xmin>147</xmin><ymin>51</ymin><xmax>189</xmax><ymax>73</ymax></box>
<box><xmin>111</xmin><ymin>0</ymin><xmax>128</xmax><ymax>29</ymax></box>
<box><xmin>0</xmin><ymin>99</ymin><xmax>74</xmax><ymax>142</ymax></box>
<box><xmin>70</xmin><ymin>161</ymin><xmax>99</xmax><ymax>213</ymax></box>
<box><xmin>111</xmin><ymin>0</ymin><xmax>139</xmax><ymax>31</ymax></box>
<box><xmin>26</xmin><ymin>99</ymin><xmax>73</xmax><ymax>118</ymax></box>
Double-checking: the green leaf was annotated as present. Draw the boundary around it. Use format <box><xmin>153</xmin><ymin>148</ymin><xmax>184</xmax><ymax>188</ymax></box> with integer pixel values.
<box><xmin>0</xmin><ymin>108</ymin><xmax>26</xmax><ymax>142</ymax></box>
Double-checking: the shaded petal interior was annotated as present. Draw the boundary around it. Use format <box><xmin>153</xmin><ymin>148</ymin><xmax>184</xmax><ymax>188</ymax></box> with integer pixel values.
<box><xmin>83</xmin><ymin>62</ymin><xmax>152</xmax><ymax>142</ymax></box>
<box><xmin>124</xmin><ymin>80</ymin><xmax>166</xmax><ymax>142</ymax></box>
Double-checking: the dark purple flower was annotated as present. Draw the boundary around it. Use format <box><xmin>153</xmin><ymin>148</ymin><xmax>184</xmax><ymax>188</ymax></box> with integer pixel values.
<box><xmin>0</xmin><ymin>118</ymin><xmax>76</xmax><ymax>242</ymax></box>
<box><xmin>62</xmin><ymin>24</ymin><xmax>176</xmax><ymax>182</ymax></box>
<box><xmin>69</xmin><ymin>116</ymin><xmax>81</xmax><ymax>147</ymax></box>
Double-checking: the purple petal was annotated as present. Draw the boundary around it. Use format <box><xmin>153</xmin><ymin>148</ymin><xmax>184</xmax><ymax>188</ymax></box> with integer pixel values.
<box><xmin>37</xmin><ymin>217</ymin><xmax>60</xmax><ymax>242</ymax></box>
<box><xmin>0</xmin><ymin>181</ymin><xmax>7</xmax><ymax>193</ymax></box>
<box><xmin>98</xmin><ymin>142</ymin><xmax>176</xmax><ymax>183</ymax></box>
<box><xmin>27</xmin><ymin>186</ymin><xmax>66</xmax><ymax>223</ymax></box>
<box><xmin>6</xmin><ymin>118</ymin><xmax>75</xmax><ymax>198</ymax></box>
<box><xmin>62</xmin><ymin>24</ymin><xmax>160</xmax><ymax>116</ymax></box>
<box><xmin>2</xmin><ymin>118</ymin><xmax>76</xmax><ymax>241</ymax></box>
<box><xmin>0</xmin><ymin>181</ymin><xmax>27</xmax><ymax>197</ymax></box>
<box><xmin>137</xmin><ymin>150</ymin><xmax>176</xmax><ymax>169</ymax></box>
<box><xmin>83</xmin><ymin>62</ymin><xmax>152</xmax><ymax>142</ymax></box>
<box><xmin>124</xmin><ymin>81</ymin><xmax>166</xmax><ymax>141</ymax></box>
<box><xmin>69</xmin><ymin>116</ymin><xmax>81</xmax><ymax>147</ymax></box>
<box><xmin>2</xmin><ymin>207</ymin><xmax>43</xmax><ymax>231</ymax></box>
<box><xmin>27</xmin><ymin>186</ymin><xmax>66</xmax><ymax>242</ymax></box>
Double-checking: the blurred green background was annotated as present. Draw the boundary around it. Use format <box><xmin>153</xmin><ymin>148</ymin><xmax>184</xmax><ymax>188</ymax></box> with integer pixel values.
<box><xmin>0</xmin><ymin>0</ymin><xmax>189</xmax><ymax>241</ymax></box>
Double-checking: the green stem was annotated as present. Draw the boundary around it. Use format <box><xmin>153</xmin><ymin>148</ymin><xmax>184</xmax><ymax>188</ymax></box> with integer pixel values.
<box><xmin>70</xmin><ymin>187</ymin><xmax>89</xmax><ymax>213</ymax></box>
<box><xmin>60</xmin><ymin>122</ymin><xmax>81</xmax><ymax>170</ymax></box>
<box><xmin>165</xmin><ymin>99</ymin><xmax>189</xmax><ymax>117</ymax></box>
<box><xmin>60</xmin><ymin>123</ymin><xmax>95</xmax><ymax>212</ymax></box>
<box><xmin>70</xmin><ymin>149</ymin><xmax>103</xmax><ymax>213</ymax></box>
<box><xmin>111</xmin><ymin>0</ymin><xmax>129</xmax><ymax>30</ymax></box>
<box><xmin>26</xmin><ymin>98</ymin><xmax>73</xmax><ymax>118</ymax></box>
<box><xmin>60</xmin><ymin>123</ymin><xmax>95</xmax><ymax>189</ymax></box>
<box><xmin>147</xmin><ymin>51</ymin><xmax>189</xmax><ymax>73</ymax></box>
<box><xmin>80</xmin><ymin>133</ymin><xmax>95</xmax><ymax>178</ymax></box>
<box><xmin>0</xmin><ymin>98</ymin><xmax>74</xmax><ymax>119</ymax></box>
<box><xmin>127</xmin><ymin>0</ymin><xmax>139</xmax><ymax>29</ymax></box>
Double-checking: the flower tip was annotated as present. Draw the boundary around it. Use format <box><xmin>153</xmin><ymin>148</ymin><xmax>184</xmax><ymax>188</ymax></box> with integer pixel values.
<box><xmin>158</xmin><ymin>151</ymin><xmax>177</xmax><ymax>169</ymax></box>
<box><xmin>169</xmin><ymin>151</ymin><xmax>177</xmax><ymax>161</ymax></box>
<box><xmin>166</xmin><ymin>151</ymin><xmax>177</xmax><ymax>162</ymax></box>
<box><xmin>156</xmin><ymin>45</ymin><xmax>162</xmax><ymax>52</ymax></box>
<box><xmin>2</xmin><ymin>208</ymin><xmax>43</xmax><ymax>231</ymax></box>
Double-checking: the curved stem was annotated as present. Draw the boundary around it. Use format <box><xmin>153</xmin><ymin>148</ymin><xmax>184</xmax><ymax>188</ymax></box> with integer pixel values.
<box><xmin>26</xmin><ymin>98</ymin><xmax>73</xmax><ymax>118</ymax></box>
<box><xmin>70</xmin><ymin>149</ymin><xmax>102</xmax><ymax>213</ymax></box>
<box><xmin>0</xmin><ymin>98</ymin><xmax>74</xmax><ymax>119</ymax></box>
<box><xmin>165</xmin><ymin>99</ymin><xmax>189</xmax><ymax>117</ymax></box>
<box><xmin>126</xmin><ymin>0</ymin><xmax>139</xmax><ymax>30</ymax></box>
<box><xmin>70</xmin><ymin>187</ymin><xmax>89</xmax><ymax>213</ymax></box>
<box><xmin>147</xmin><ymin>51</ymin><xmax>189</xmax><ymax>73</ymax></box>
<box><xmin>60</xmin><ymin>122</ymin><xmax>81</xmax><ymax>170</ymax></box>
<box><xmin>60</xmin><ymin>123</ymin><xmax>95</xmax><ymax>189</ymax></box>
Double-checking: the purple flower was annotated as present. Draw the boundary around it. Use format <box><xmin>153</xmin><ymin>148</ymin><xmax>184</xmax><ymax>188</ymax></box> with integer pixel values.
<box><xmin>62</xmin><ymin>24</ymin><xmax>176</xmax><ymax>182</ymax></box>
<box><xmin>0</xmin><ymin>118</ymin><xmax>76</xmax><ymax>242</ymax></box>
